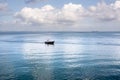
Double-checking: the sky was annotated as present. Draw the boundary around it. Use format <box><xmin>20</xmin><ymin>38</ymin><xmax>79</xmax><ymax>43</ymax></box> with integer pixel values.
<box><xmin>0</xmin><ymin>0</ymin><xmax>120</xmax><ymax>32</ymax></box>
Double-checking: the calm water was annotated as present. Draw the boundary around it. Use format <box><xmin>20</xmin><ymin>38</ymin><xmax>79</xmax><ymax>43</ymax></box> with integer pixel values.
<box><xmin>0</xmin><ymin>32</ymin><xmax>120</xmax><ymax>80</ymax></box>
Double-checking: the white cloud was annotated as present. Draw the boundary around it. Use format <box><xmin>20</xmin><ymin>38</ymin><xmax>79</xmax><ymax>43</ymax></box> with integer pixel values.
<box><xmin>15</xmin><ymin>5</ymin><xmax>57</xmax><ymax>24</ymax></box>
<box><xmin>112</xmin><ymin>0</ymin><xmax>120</xmax><ymax>9</ymax></box>
<box><xmin>15</xmin><ymin>3</ymin><xmax>85</xmax><ymax>25</ymax></box>
<box><xmin>16</xmin><ymin>1</ymin><xmax>120</xmax><ymax>26</ymax></box>
<box><xmin>0</xmin><ymin>3</ymin><xmax>8</xmax><ymax>11</ymax></box>
<box><xmin>60</xmin><ymin>3</ymin><xmax>85</xmax><ymax>21</ymax></box>
<box><xmin>3</xmin><ymin>1</ymin><xmax>119</xmax><ymax>31</ymax></box>
<box><xmin>24</xmin><ymin>0</ymin><xmax>47</xmax><ymax>4</ymax></box>
<box><xmin>88</xmin><ymin>0</ymin><xmax>120</xmax><ymax>21</ymax></box>
<box><xmin>0</xmin><ymin>2</ymin><xmax>12</xmax><ymax>17</ymax></box>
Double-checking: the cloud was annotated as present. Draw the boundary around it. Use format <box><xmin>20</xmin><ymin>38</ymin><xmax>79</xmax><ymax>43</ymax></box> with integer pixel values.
<box><xmin>24</xmin><ymin>0</ymin><xmax>47</xmax><ymax>4</ymax></box>
<box><xmin>112</xmin><ymin>0</ymin><xmax>120</xmax><ymax>9</ymax></box>
<box><xmin>59</xmin><ymin>3</ymin><xmax>85</xmax><ymax>22</ymax></box>
<box><xmin>16</xmin><ymin>1</ymin><xmax>120</xmax><ymax>26</ymax></box>
<box><xmin>12</xmin><ymin>1</ymin><xmax>120</xmax><ymax>31</ymax></box>
<box><xmin>0</xmin><ymin>3</ymin><xmax>8</xmax><ymax>11</ymax></box>
<box><xmin>15</xmin><ymin>3</ymin><xmax>85</xmax><ymax>26</ymax></box>
<box><xmin>0</xmin><ymin>3</ymin><xmax>13</xmax><ymax>17</ymax></box>
<box><xmin>88</xmin><ymin>0</ymin><xmax>120</xmax><ymax>21</ymax></box>
<box><xmin>15</xmin><ymin>5</ymin><xmax>57</xmax><ymax>25</ymax></box>
<box><xmin>0</xmin><ymin>2</ymin><xmax>12</xmax><ymax>17</ymax></box>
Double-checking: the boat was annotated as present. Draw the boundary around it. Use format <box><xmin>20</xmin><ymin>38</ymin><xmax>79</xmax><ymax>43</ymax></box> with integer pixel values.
<box><xmin>45</xmin><ymin>41</ymin><xmax>54</xmax><ymax>45</ymax></box>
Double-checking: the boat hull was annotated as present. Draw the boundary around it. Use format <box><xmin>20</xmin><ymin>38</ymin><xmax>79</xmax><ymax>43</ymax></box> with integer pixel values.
<box><xmin>45</xmin><ymin>41</ymin><xmax>54</xmax><ymax>45</ymax></box>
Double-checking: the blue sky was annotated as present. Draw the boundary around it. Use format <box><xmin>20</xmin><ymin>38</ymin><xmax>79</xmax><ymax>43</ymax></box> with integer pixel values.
<box><xmin>0</xmin><ymin>0</ymin><xmax>120</xmax><ymax>31</ymax></box>
<box><xmin>7</xmin><ymin>0</ymin><xmax>115</xmax><ymax>11</ymax></box>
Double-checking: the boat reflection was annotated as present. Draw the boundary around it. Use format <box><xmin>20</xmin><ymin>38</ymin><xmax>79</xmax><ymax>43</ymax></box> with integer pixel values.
<box><xmin>22</xmin><ymin>43</ymin><xmax>55</xmax><ymax>80</ymax></box>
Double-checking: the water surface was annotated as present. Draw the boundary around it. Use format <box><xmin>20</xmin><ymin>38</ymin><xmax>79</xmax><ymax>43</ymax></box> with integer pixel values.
<box><xmin>0</xmin><ymin>32</ymin><xmax>120</xmax><ymax>80</ymax></box>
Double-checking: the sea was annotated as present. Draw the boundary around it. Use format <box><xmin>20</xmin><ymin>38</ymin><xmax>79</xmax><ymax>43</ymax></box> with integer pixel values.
<box><xmin>0</xmin><ymin>32</ymin><xmax>120</xmax><ymax>80</ymax></box>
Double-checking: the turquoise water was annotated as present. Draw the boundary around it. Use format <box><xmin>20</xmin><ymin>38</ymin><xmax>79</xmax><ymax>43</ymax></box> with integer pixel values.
<box><xmin>0</xmin><ymin>32</ymin><xmax>120</xmax><ymax>80</ymax></box>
